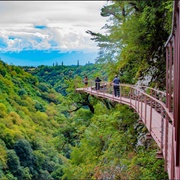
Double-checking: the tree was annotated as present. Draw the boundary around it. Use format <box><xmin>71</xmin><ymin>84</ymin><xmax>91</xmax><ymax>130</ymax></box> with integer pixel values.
<box><xmin>87</xmin><ymin>0</ymin><xmax>173</xmax><ymax>88</ymax></box>
<box><xmin>14</xmin><ymin>139</ymin><xmax>34</xmax><ymax>168</ymax></box>
<box><xmin>18</xmin><ymin>88</ymin><xmax>27</xmax><ymax>96</ymax></box>
<box><xmin>7</xmin><ymin>150</ymin><xmax>21</xmax><ymax>175</ymax></box>
<box><xmin>0</xmin><ymin>103</ymin><xmax>7</xmax><ymax>118</ymax></box>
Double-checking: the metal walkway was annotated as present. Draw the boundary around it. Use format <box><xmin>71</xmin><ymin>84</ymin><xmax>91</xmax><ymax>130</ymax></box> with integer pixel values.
<box><xmin>76</xmin><ymin>83</ymin><xmax>173</xmax><ymax>178</ymax></box>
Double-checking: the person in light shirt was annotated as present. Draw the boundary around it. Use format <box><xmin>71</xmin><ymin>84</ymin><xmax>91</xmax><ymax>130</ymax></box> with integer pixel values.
<box><xmin>84</xmin><ymin>76</ymin><xmax>88</xmax><ymax>88</ymax></box>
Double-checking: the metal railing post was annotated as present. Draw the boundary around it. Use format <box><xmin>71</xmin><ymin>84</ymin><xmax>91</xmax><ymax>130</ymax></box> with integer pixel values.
<box><xmin>130</xmin><ymin>87</ymin><xmax>132</xmax><ymax>107</ymax></box>
<box><xmin>164</xmin><ymin>112</ymin><xmax>169</xmax><ymax>171</ymax></box>
<box><xmin>90</xmin><ymin>80</ymin><xmax>92</xmax><ymax>92</ymax></box>
<box><xmin>149</xmin><ymin>99</ymin><xmax>152</xmax><ymax>132</ymax></box>
<box><xmin>160</xmin><ymin>105</ymin><xmax>164</xmax><ymax>154</ymax></box>
<box><xmin>141</xmin><ymin>92</ymin><xmax>143</xmax><ymax>119</ymax></box>
<box><xmin>112</xmin><ymin>83</ymin><xmax>114</xmax><ymax>100</ymax></box>
<box><xmin>145</xmin><ymin>95</ymin><xmax>147</xmax><ymax>125</ymax></box>
<box><xmin>138</xmin><ymin>90</ymin><xmax>140</xmax><ymax>114</ymax></box>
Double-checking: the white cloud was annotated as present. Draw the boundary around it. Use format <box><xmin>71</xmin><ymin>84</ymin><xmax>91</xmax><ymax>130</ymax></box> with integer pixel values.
<box><xmin>0</xmin><ymin>1</ymin><xmax>109</xmax><ymax>53</ymax></box>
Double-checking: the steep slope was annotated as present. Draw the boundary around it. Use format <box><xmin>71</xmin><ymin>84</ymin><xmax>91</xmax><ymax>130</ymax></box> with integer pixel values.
<box><xmin>0</xmin><ymin>60</ymin><xmax>68</xmax><ymax>179</ymax></box>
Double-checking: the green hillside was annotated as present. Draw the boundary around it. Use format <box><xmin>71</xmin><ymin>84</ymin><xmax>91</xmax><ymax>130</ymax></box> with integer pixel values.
<box><xmin>0</xmin><ymin>60</ymin><xmax>71</xmax><ymax>179</ymax></box>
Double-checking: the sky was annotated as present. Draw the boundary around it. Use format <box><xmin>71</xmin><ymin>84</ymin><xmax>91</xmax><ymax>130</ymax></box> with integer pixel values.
<box><xmin>0</xmin><ymin>1</ymin><xmax>109</xmax><ymax>66</ymax></box>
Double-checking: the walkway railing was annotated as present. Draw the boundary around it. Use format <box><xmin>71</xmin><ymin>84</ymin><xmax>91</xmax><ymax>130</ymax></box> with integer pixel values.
<box><xmin>76</xmin><ymin>80</ymin><xmax>173</xmax><ymax>179</ymax></box>
<box><xmin>165</xmin><ymin>1</ymin><xmax>180</xmax><ymax>179</ymax></box>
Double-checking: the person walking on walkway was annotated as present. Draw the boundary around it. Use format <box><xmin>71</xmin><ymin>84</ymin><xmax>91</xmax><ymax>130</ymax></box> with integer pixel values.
<box><xmin>84</xmin><ymin>76</ymin><xmax>88</xmax><ymax>88</ymax></box>
<box><xmin>95</xmin><ymin>77</ymin><xmax>101</xmax><ymax>90</ymax></box>
<box><xmin>113</xmin><ymin>75</ymin><xmax>120</xmax><ymax>97</ymax></box>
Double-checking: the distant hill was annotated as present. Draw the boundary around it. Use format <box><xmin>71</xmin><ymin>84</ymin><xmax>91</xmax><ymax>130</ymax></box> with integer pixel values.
<box><xmin>0</xmin><ymin>50</ymin><xmax>98</xmax><ymax>66</ymax></box>
<box><xmin>24</xmin><ymin>63</ymin><xmax>107</xmax><ymax>95</ymax></box>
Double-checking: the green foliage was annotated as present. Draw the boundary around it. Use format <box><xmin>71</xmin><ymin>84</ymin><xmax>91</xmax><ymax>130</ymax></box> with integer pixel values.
<box><xmin>7</xmin><ymin>150</ymin><xmax>20</xmax><ymax>173</ymax></box>
<box><xmin>18</xmin><ymin>88</ymin><xmax>27</xmax><ymax>96</ymax></box>
<box><xmin>0</xmin><ymin>61</ymin><xmax>72</xmax><ymax>179</ymax></box>
<box><xmin>38</xmin><ymin>82</ymin><xmax>49</xmax><ymax>92</ymax></box>
<box><xmin>14</xmin><ymin>139</ymin><xmax>34</xmax><ymax>168</ymax></box>
<box><xmin>0</xmin><ymin>69</ymin><xmax>6</xmax><ymax>77</ymax></box>
<box><xmin>34</xmin><ymin>100</ymin><xmax>45</xmax><ymax>112</ymax></box>
<box><xmin>6</xmin><ymin>149</ymin><xmax>32</xmax><ymax>180</ymax></box>
<box><xmin>0</xmin><ymin>144</ymin><xmax>7</xmax><ymax>168</ymax></box>
<box><xmin>0</xmin><ymin>103</ymin><xmax>7</xmax><ymax>118</ymax></box>
<box><xmin>88</xmin><ymin>0</ymin><xmax>173</xmax><ymax>88</ymax></box>
<box><xmin>62</xmin><ymin>104</ymin><xmax>168</xmax><ymax>179</ymax></box>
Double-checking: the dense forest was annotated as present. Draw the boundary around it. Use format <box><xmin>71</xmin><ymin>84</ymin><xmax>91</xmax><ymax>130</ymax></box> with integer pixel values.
<box><xmin>0</xmin><ymin>0</ymin><xmax>173</xmax><ymax>179</ymax></box>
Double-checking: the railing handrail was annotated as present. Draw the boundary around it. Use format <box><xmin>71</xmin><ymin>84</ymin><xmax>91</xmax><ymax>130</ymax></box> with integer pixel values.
<box><xmin>165</xmin><ymin>1</ymin><xmax>179</xmax><ymax>47</ymax></box>
<box><xmin>88</xmin><ymin>80</ymin><xmax>166</xmax><ymax>95</ymax></box>
<box><xmin>134</xmin><ymin>85</ymin><xmax>166</xmax><ymax>96</ymax></box>
<box><xmin>82</xmin><ymin>80</ymin><xmax>167</xmax><ymax>103</ymax></box>
<box><xmin>76</xmin><ymin>80</ymin><xmax>172</xmax><ymax>121</ymax></box>
<box><xmin>127</xmin><ymin>85</ymin><xmax>173</xmax><ymax>122</ymax></box>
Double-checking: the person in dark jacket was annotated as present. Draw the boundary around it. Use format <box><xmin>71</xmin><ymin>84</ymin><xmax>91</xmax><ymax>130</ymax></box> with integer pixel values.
<box><xmin>95</xmin><ymin>77</ymin><xmax>101</xmax><ymax>90</ymax></box>
<box><xmin>113</xmin><ymin>75</ymin><xmax>120</xmax><ymax>97</ymax></box>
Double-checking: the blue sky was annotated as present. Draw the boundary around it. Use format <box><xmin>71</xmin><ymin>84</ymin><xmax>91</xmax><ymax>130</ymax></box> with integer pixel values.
<box><xmin>0</xmin><ymin>1</ymin><xmax>109</xmax><ymax>66</ymax></box>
